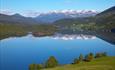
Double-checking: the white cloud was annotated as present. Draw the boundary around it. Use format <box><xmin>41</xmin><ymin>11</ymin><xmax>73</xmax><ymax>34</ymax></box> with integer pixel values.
<box><xmin>21</xmin><ymin>11</ymin><xmax>40</xmax><ymax>17</ymax></box>
<box><xmin>0</xmin><ymin>9</ymin><xmax>14</xmax><ymax>15</ymax></box>
<box><xmin>0</xmin><ymin>9</ymin><xmax>40</xmax><ymax>17</ymax></box>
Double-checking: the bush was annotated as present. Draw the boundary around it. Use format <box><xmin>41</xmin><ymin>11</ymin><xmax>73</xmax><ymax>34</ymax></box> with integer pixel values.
<box><xmin>89</xmin><ymin>53</ymin><xmax>94</xmax><ymax>60</ymax></box>
<box><xmin>95</xmin><ymin>53</ymin><xmax>102</xmax><ymax>58</ymax></box>
<box><xmin>29</xmin><ymin>64</ymin><xmax>36</xmax><ymax>70</ymax></box>
<box><xmin>36</xmin><ymin>64</ymin><xmax>43</xmax><ymax>70</ymax></box>
<box><xmin>73</xmin><ymin>58</ymin><xmax>80</xmax><ymax>64</ymax></box>
<box><xmin>102</xmin><ymin>52</ymin><xmax>107</xmax><ymax>57</ymax></box>
<box><xmin>79</xmin><ymin>54</ymin><xmax>83</xmax><ymax>61</ymax></box>
<box><xmin>29</xmin><ymin>64</ymin><xmax>43</xmax><ymax>70</ymax></box>
<box><xmin>72</xmin><ymin>54</ymin><xmax>83</xmax><ymax>64</ymax></box>
<box><xmin>85</xmin><ymin>53</ymin><xmax>94</xmax><ymax>62</ymax></box>
<box><xmin>95</xmin><ymin>52</ymin><xmax>107</xmax><ymax>58</ymax></box>
<box><xmin>45</xmin><ymin>56</ymin><xmax>58</xmax><ymax>68</ymax></box>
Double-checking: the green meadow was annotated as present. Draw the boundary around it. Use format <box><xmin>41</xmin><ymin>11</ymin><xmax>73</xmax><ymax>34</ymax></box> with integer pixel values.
<box><xmin>42</xmin><ymin>57</ymin><xmax>115</xmax><ymax>70</ymax></box>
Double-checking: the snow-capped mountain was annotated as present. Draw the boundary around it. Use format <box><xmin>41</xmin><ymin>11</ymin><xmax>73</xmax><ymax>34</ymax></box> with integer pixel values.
<box><xmin>35</xmin><ymin>10</ymin><xmax>98</xmax><ymax>23</ymax></box>
<box><xmin>48</xmin><ymin>10</ymin><xmax>97</xmax><ymax>14</ymax></box>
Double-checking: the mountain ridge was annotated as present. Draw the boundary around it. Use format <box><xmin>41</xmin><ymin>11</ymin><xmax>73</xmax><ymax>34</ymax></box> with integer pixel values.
<box><xmin>35</xmin><ymin>10</ymin><xmax>98</xmax><ymax>23</ymax></box>
<box><xmin>0</xmin><ymin>10</ymin><xmax>98</xmax><ymax>23</ymax></box>
<box><xmin>0</xmin><ymin>13</ymin><xmax>41</xmax><ymax>24</ymax></box>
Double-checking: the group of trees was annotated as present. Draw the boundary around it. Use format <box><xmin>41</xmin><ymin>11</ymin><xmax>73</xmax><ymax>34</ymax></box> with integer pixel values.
<box><xmin>45</xmin><ymin>56</ymin><xmax>58</xmax><ymax>68</ymax></box>
<box><xmin>95</xmin><ymin>52</ymin><xmax>107</xmax><ymax>58</ymax></box>
<box><xmin>29</xmin><ymin>52</ymin><xmax>107</xmax><ymax>70</ymax></box>
<box><xmin>73</xmin><ymin>52</ymin><xmax>107</xmax><ymax>64</ymax></box>
<box><xmin>29</xmin><ymin>56</ymin><xmax>58</xmax><ymax>70</ymax></box>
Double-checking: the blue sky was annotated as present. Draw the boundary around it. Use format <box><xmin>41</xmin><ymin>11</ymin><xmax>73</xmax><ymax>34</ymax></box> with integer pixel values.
<box><xmin>0</xmin><ymin>0</ymin><xmax>115</xmax><ymax>14</ymax></box>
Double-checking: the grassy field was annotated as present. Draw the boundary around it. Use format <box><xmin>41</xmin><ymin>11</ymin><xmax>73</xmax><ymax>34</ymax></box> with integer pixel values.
<box><xmin>42</xmin><ymin>56</ymin><xmax>115</xmax><ymax>70</ymax></box>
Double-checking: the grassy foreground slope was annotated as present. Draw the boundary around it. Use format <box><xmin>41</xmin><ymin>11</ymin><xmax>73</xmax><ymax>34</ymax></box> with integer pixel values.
<box><xmin>43</xmin><ymin>57</ymin><xmax>115</xmax><ymax>70</ymax></box>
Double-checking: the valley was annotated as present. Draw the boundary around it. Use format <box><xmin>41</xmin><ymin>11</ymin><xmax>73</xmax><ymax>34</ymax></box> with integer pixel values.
<box><xmin>0</xmin><ymin>4</ymin><xmax>115</xmax><ymax>70</ymax></box>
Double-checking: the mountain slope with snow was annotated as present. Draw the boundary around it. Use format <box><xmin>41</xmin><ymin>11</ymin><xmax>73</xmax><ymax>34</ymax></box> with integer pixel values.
<box><xmin>35</xmin><ymin>10</ymin><xmax>98</xmax><ymax>23</ymax></box>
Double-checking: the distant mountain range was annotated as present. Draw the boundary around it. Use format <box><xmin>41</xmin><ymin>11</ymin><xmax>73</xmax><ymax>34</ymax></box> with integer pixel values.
<box><xmin>0</xmin><ymin>10</ymin><xmax>98</xmax><ymax>24</ymax></box>
<box><xmin>0</xmin><ymin>6</ymin><xmax>115</xmax><ymax>25</ymax></box>
<box><xmin>34</xmin><ymin>10</ymin><xmax>98</xmax><ymax>23</ymax></box>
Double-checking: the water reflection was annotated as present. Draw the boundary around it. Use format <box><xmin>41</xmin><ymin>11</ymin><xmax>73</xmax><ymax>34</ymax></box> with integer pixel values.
<box><xmin>95</xmin><ymin>32</ymin><xmax>115</xmax><ymax>45</ymax></box>
<box><xmin>52</xmin><ymin>34</ymin><xmax>96</xmax><ymax>40</ymax></box>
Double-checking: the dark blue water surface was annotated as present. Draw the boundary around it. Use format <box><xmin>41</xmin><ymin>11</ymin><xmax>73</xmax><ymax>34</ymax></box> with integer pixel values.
<box><xmin>0</xmin><ymin>34</ymin><xmax>115</xmax><ymax>70</ymax></box>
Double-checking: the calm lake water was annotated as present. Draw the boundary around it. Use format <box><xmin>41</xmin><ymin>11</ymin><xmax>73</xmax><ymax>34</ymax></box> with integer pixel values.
<box><xmin>0</xmin><ymin>34</ymin><xmax>115</xmax><ymax>70</ymax></box>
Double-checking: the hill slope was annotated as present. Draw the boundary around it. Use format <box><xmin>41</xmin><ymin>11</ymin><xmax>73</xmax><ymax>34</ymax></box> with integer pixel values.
<box><xmin>43</xmin><ymin>57</ymin><xmax>115</xmax><ymax>70</ymax></box>
<box><xmin>95</xmin><ymin>6</ymin><xmax>115</xmax><ymax>29</ymax></box>
<box><xmin>0</xmin><ymin>14</ymin><xmax>42</xmax><ymax>24</ymax></box>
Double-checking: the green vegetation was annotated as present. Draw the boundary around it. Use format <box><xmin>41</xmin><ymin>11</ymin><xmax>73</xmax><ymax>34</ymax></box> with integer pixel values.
<box><xmin>73</xmin><ymin>54</ymin><xmax>83</xmax><ymax>64</ymax></box>
<box><xmin>95</xmin><ymin>52</ymin><xmax>107</xmax><ymax>58</ymax></box>
<box><xmin>29</xmin><ymin>56</ymin><xmax>58</xmax><ymax>70</ymax></box>
<box><xmin>69</xmin><ymin>23</ymin><xmax>100</xmax><ymax>31</ymax></box>
<box><xmin>0</xmin><ymin>24</ymin><xmax>28</xmax><ymax>39</ymax></box>
<box><xmin>42</xmin><ymin>56</ymin><xmax>115</xmax><ymax>70</ymax></box>
<box><xmin>31</xmin><ymin>25</ymin><xmax>57</xmax><ymax>37</ymax></box>
<box><xmin>84</xmin><ymin>53</ymin><xmax>94</xmax><ymax>62</ymax></box>
<box><xmin>29</xmin><ymin>52</ymin><xmax>114</xmax><ymax>70</ymax></box>
<box><xmin>29</xmin><ymin>64</ymin><xmax>43</xmax><ymax>70</ymax></box>
<box><xmin>73</xmin><ymin>58</ymin><xmax>80</xmax><ymax>64</ymax></box>
<box><xmin>0</xmin><ymin>23</ymin><xmax>57</xmax><ymax>39</ymax></box>
<box><xmin>56</xmin><ymin>21</ymin><xmax>114</xmax><ymax>33</ymax></box>
<box><xmin>45</xmin><ymin>56</ymin><xmax>58</xmax><ymax>68</ymax></box>
<box><xmin>79</xmin><ymin>54</ymin><xmax>83</xmax><ymax>61</ymax></box>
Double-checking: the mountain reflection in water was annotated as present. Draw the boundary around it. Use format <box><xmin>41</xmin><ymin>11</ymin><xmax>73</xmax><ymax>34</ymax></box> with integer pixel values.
<box><xmin>52</xmin><ymin>34</ymin><xmax>96</xmax><ymax>40</ymax></box>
